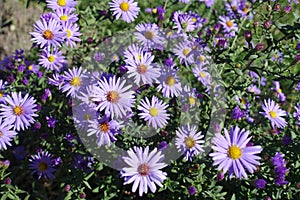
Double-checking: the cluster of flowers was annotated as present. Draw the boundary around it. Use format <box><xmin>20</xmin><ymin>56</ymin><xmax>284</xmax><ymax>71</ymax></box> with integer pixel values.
<box><xmin>30</xmin><ymin>0</ymin><xmax>81</xmax><ymax>72</ymax></box>
<box><xmin>272</xmin><ymin>152</ymin><xmax>289</xmax><ymax>186</ymax></box>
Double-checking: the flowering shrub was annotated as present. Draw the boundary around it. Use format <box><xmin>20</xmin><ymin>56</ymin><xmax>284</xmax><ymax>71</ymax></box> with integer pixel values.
<box><xmin>0</xmin><ymin>0</ymin><xmax>299</xmax><ymax>199</ymax></box>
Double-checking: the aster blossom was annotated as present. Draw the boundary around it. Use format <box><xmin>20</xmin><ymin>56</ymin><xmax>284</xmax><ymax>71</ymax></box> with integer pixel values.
<box><xmin>109</xmin><ymin>0</ymin><xmax>140</xmax><ymax>23</ymax></box>
<box><xmin>62</xmin><ymin>21</ymin><xmax>81</xmax><ymax>48</ymax></box>
<box><xmin>30</xmin><ymin>18</ymin><xmax>65</xmax><ymax>49</ymax></box>
<box><xmin>29</xmin><ymin>151</ymin><xmax>56</xmax><ymax>180</ymax></box>
<box><xmin>209</xmin><ymin>126</ymin><xmax>262</xmax><ymax>179</ymax></box>
<box><xmin>157</xmin><ymin>65</ymin><xmax>182</xmax><ymax>98</ymax></box>
<box><xmin>38</xmin><ymin>48</ymin><xmax>66</xmax><ymax>71</ymax></box>
<box><xmin>260</xmin><ymin>99</ymin><xmax>287</xmax><ymax>129</ymax></box>
<box><xmin>0</xmin><ymin>92</ymin><xmax>38</xmax><ymax>131</ymax></box>
<box><xmin>134</xmin><ymin>23</ymin><xmax>164</xmax><ymax>49</ymax></box>
<box><xmin>175</xmin><ymin>124</ymin><xmax>204</xmax><ymax>161</ymax></box>
<box><xmin>219</xmin><ymin>16</ymin><xmax>238</xmax><ymax>37</ymax></box>
<box><xmin>121</xmin><ymin>146</ymin><xmax>167</xmax><ymax>196</ymax></box>
<box><xmin>138</xmin><ymin>96</ymin><xmax>169</xmax><ymax>129</ymax></box>
<box><xmin>92</xmin><ymin>75</ymin><xmax>135</xmax><ymax>119</ymax></box>
<box><xmin>61</xmin><ymin>67</ymin><xmax>87</xmax><ymax>97</ymax></box>
<box><xmin>0</xmin><ymin>117</ymin><xmax>18</xmax><ymax>150</ymax></box>
<box><xmin>46</xmin><ymin>0</ymin><xmax>77</xmax><ymax>10</ymax></box>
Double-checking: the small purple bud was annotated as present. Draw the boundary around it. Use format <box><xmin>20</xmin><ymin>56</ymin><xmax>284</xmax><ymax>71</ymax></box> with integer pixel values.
<box><xmin>64</xmin><ymin>184</ymin><xmax>71</xmax><ymax>192</ymax></box>
<box><xmin>244</xmin><ymin>30</ymin><xmax>252</xmax><ymax>42</ymax></box>
<box><xmin>188</xmin><ymin>186</ymin><xmax>197</xmax><ymax>195</ymax></box>
<box><xmin>79</xmin><ymin>193</ymin><xmax>86</xmax><ymax>199</ymax></box>
<box><xmin>254</xmin><ymin>179</ymin><xmax>267</xmax><ymax>189</ymax></box>
<box><xmin>217</xmin><ymin>172</ymin><xmax>224</xmax><ymax>180</ymax></box>
<box><xmin>283</xmin><ymin>6</ymin><xmax>292</xmax><ymax>14</ymax></box>
<box><xmin>255</xmin><ymin>43</ymin><xmax>265</xmax><ymax>51</ymax></box>
<box><xmin>4</xmin><ymin>177</ymin><xmax>11</xmax><ymax>184</ymax></box>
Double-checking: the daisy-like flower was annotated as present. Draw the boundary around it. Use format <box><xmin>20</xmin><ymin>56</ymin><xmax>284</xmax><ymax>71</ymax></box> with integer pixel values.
<box><xmin>209</xmin><ymin>126</ymin><xmax>262</xmax><ymax>179</ymax></box>
<box><xmin>272</xmin><ymin>81</ymin><xmax>286</xmax><ymax>102</ymax></box>
<box><xmin>172</xmin><ymin>11</ymin><xmax>196</xmax><ymax>33</ymax></box>
<box><xmin>182</xmin><ymin>85</ymin><xmax>198</xmax><ymax>108</ymax></box>
<box><xmin>260</xmin><ymin>99</ymin><xmax>287</xmax><ymax>129</ymax></box>
<box><xmin>199</xmin><ymin>0</ymin><xmax>214</xmax><ymax>7</ymax></box>
<box><xmin>134</xmin><ymin>23</ymin><xmax>164</xmax><ymax>49</ymax></box>
<box><xmin>38</xmin><ymin>48</ymin><xmax>66</xmax><ymax>71</ymax></box>
<box><xmin>192</xmin><ymin>65</ymin><xmax>211</xmax><ymax>87</ymax></box>
<box><xmin>62</xmin><ymin>22</ymin><xmax>81</xmax><ymax>48</ymax></box>
<box><xmin>29</xmin><ymin>151</ymin><xmax>56</xmax><ymax>180</ymax></box>
<box><xmin>125</xmin><ymin>51</ymin><xmax>160</xmax><ymax>85</ymax></box>
<box><xmin>92</xmin><ymin>75</ymin><xmax>135</xmax><ymax>119</ymax></box>
<box><xmin>157</xmin><ymin>66</ymin><xmax>182</xmax><ymax>98</ymax></box>
<box><xmin>138</xmin><ymin>96</ymin><xmax>169</xmax><ymax>129</ymax></box>
<box><xmin>46</xmin><ymin>0</ymin><xmax>77</xmax><ymax>10</ymax></box>
<box><xmin>73</xmin><ymin>103</ymin><xmax>97</xmax><ymax>132</ymax></box>
<box><xmin>219</xmin><ymin>16</ymin><xmax>238</xmax><ymax>37</ymax></box>
<box><xmin>109</xmin><ymin>0</ymin><xmax>140</xmax><ymax>23</ymax></box>
<box><xmin>30</xmin><ymin>18</ymin><xmax>66</xmax><ymax>49</ymax></box>
<box><xmin>121</xmin><ymin>146</ymin><xmax>167</xmax><ymax>196</ymax></box>
<box><xmin>87</xmin><ymin>115</ymin><xmax>121</xmax><ymax>146</ymax></box>
<box><xmin>175</xmin><ymin>124</ymin><xmax>204</xmax><ymax>161</ymax></box>
<box><xmin>54</xmin><ymin>7</ymin><xmax>79</xmax><ymax>24</ymax></box>
<box><xmin>123</xmin><ymin>43</ymin><xmax>146</xmax><ymax>61</ymax></box>
<box><xmin>0</xmin><ymin>117</ymin><xmax>18</xmax><ymax>150</ymax></box>
<box><xmin>173</xmin><ymin>41</ymin><xmax>194</xmax><ymax>66</ymax></box>
<box><xmin>61</xmin><ymin>67</ymin><xmax>87</xmax><ymax>97</ymax></box>
<box><xmin>0</xmin><ymin>92</ymin><xmax>38</xmax><ymax>131</ymax></box>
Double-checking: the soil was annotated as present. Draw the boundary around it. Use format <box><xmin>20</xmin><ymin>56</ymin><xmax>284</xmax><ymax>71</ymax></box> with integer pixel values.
<box><xmin>0</xmin><ymin>0</ymin><xmax>43</xmax><ymax>60</ymax></box>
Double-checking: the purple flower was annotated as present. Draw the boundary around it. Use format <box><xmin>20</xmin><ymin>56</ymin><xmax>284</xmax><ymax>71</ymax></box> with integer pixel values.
<box><xmin>254</xmin><ymin>179</ymin><xmax>267</xmax><ymax>189</ymax></box>
<box><xmin>188</xmin><ymin>186</ymin><xmax>197</xmax><ymax>195</ymax></box>
<box><xmin>232</xmin><ymin>106</ymin><xmax>244</xmax><ymax>120</ymax></box>
<box><xmin>109</xmin><ymin>0</ymin><xmax>140</xmax><ymax>23</ymax></box>
<box><xmin>29</xmin><ymin>151</ymin><xmax>56</xmax><ymax>180</ymax></box>
<box><xmin>46</xmin><ymin>116</ymin><xmax>58</xmax><ymax>128</ymax></box>
<box><xmin>158</xmin><ymin>141</ymin><xmax>168</xmax><ymax>151</ymax></box>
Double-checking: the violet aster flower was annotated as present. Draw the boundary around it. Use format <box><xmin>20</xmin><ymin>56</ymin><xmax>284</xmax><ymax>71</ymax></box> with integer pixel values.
<box><xmin>29</xmin><ymin>151</ymin><xmax>56</xmax><ymax>180</ymax></box>
<box><xmin>109</xmin><ymin>0</ymin><xmax>140</xmax><ymax>23</ymax></box>
<box><xmin>46</xmin><ymin>116</ymin><xmax>58</xmax><ymax>128</ymax></box>
<box><xmin>39</xmin><ymin>48</ymin><xmax>66</xmax><ymax>71</ymax></box>
<box><xmin>61</xmin><ymin>67</ymin><xmax>87</xmax><ymax>97</ymax></box>
<box><xmin>92</xmin><ymin>75</ymin><xmax>135</xmax><ymax>119</ymax></box>
<box><xmin>46</xmin><ymin>0</ymin><xmax>77</xmax><ymax>10</ymax></box>
<box><xmin>157</xmin><ymin>65</ymin><xmax>182</xmax><ymax>98</ymax></box>
<box><xmin>219</xmin><ymin>16</ymin><xmax>238</xmax><ymax>37</ymax></box>
<box><xmin>232</xmin><ymin>106</ymin><xmax>244</xmax><ymax>120</ymax></box>
<box><xmin>272</xmin><ymin>152</ymin><xmax>289</xmax><ymax>186</ymax></box>
<box><xmin>137</xmin><ymin>96</ymin><xmax>169</xmax><ymax>129</ymax></box>
<box><xmin>260</xmin><ymin>99</ymin><xmax>287</xmax><ymax>129</ymax></box>
<box><xmin>173</xmin><ymin>41</ymin><xmax>194</xmax><ymax>66</ymax></box>
<box><xmin>87</xmin><ymin>115</ymin><xmax>121</xmax><ymax>146</ymax></box>
<box><xmin>271</xmin><ymin>81</ymin><xmax>286</xmax><ymax>102</ymax></box>
<box><xmin>209</xmin><ymin>126</ymin><xmax>262</xmax><ymax>179</ymax></box>
<box><xmin>30</xmin><ymin>18</ymin><xmax>66</xmax><ymax>49</ymax></box>
<box><xmin>0</xmin><ymin>80</ymin><xmax>7</xmax><ymax>103</ymax></box>
<box><xmin>175</xmin><ymin>124</ymin><xmax>204</xmax><ymax>161</ymax></box>
<box><xmin>62</xmin><ymin>21</ymin><xmax>81</xmax><ymax>48</ymax></box>
<box><xmin>0</xmin><ymin>92</ymin><xmax>38</xmax><ymax>131</ymax></box>
<box><xmin>125</xmin><ymin>50</ymin><xmax>160</xmax><ymax>85</ymax></box>
<box><xmin>254</xmin><ymin>179</ymin><xmax>267</xmax><ymax>189</ymax></box>
<box><xmin>0</xmin><ymin>117</ymin><xmax>18</xmax><ymax>150</ymax></box>
<box><xmin>188</xmin><ymin>186</ymin><xmax>197</xmax><ymax>195</ymax></box>
<box><xmin>293</xmin><ymin>103</ymin><xmax>300</xmax><ymax>125</ymax></box>
<box><xmin>54</xmin><ymin>7</ymin><xmax>78</xmax><ymax>24</ymax></box>
<box><xmin>199</xmin><ymin>0</ymin><xmax>214</xmax><ymax>7</ymax></box>
<box><xmin>121</xmin><ymin>146</ymin><xmax>167</xmax><ymax>196</ymax></box>
<box><xmin>134</xmin><ymin>23</ymin><xmax>164</xmax><ymax>49</ymax></box>
<box><xmin>192</xmin><ymin>65</ymin><xmax>211</xmax><ymax>87</ymax></box>
<box><xmin>172</xmin><ymin>11</ymin><xmax>196</xmax><ymax>33</ymax></box>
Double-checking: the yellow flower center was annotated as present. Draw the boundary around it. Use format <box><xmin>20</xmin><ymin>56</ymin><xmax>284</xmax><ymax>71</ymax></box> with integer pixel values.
<box><xmin>60</xmin><ymin>15</ymin><xmax>68</xmax><ymax>21</ymax></box>
<box><xmin>185</xmin><ymin>136</ymin><xmax>195</xmax><ymax>148</ymax></box>
<box><xmin>226</xmin><ymin>20</ymin><xmax>233</xmax><ymax>27</ymax></box>
<box><xmin>241</xmin><ymin>98</ymin><xmax>246</xmax><ymax>105</ymax></box>
<box><xmin>166</xmin><ymin>76</ymin><xmax>176</xmax><ymax>86</ymax></box>
<box><xmin>198</xmin><ymin>55</ymin><xmax>205</xmax><ymax>62</ymax></box>
<box><xmin>192</xmin><ymin>17</ymin><xmax>197</xmax><ymax>22</ymax></box>
<box><xmin>38</xmin><ymin>162</ymin><xmax>48</xmax><ymax>171</ymax></box>
<box><xmin>48</xmin><ymin>55</ymin><xmax>55</xmax><ymax>63</ymax></box>
<box><xmin>84</xmin><ymin>114</ymin><xmax>90</xmax><ymax>120</ymax></box>
<box><xmin>199</xmin><ymin>72</ymin><xmax>206</xmax><ymax>78</ymax></box>
<box><xmin>70</xmin><ymin>77</ymin><xmax>81</xmax><ymax>86</ymax></box>
<box><xmin>66</xmin><ymin>30</ymin><xmax>72</xmax><ymax>38</ymax></box>
<box><xmin>243</xmin><ymin>7</ymin><xmax>249</xmax><ymax>14</ymax></box>
<box><xmin>149</xmin><ymin>107</ymin><xmax>158</xmax><ymax>117</ymax></box>
<box><xmin>28</xmin><ymin>65</ymin><xmax>33</xmax><ymax>70</ymax></box>
<box><xmin>57</xmin><ymin>0</ymin><xmax>66</xmax><ymax>7</ymax></box>
<box><xmin>277</xmin><ymin>88</ymin><xmax>282</xmax><ymax>93</ymax></box>
<box><xmin>13</xmin><ymin>106</ymin><xmax>24</xmax><ymax>116</ymax></box>
<box><xmin>189</xmin><ymin>96</ymin><xmax>195</xmax><ymax>105</ymax></box>
<box><xmin>269</xmin><ymin>111</ymin><xmax>277</xmax><ymax>118</ymax></box>
<box><xmin>144</xmin><ymin>31</ymin><xmax>154</xmax><ymax>40</ymax></box>
<box><xmin>0</xmin><ymin>92</ymin><xmax>3</xmax><ymax>98</ymax></box>
<box><xmin>167</xmin><ymin>31</ymin><xmax>173</xmax><ymax>37</ymax></box>
<box><xmin>227</xmin><ymin>145</ymin><xmax>242</xmax><ymax>160</ymax></box>
<box><xmin>152</xmin><ymin>8</ymin><xmax>157</xmax><ymax>14</ymax></box>
<box><xmin>182</xmin><ymin>48</ymin><xmax>190</xmax><ymax>56</ymax></box>
<box><xmin>107</xmin><ymin>91</ymin><xmax>120</xmax><ymax>103</ymax></box>
<box><xmin>120</xmin><ymin>2</ymin><xmax>130</xmax><ymax>11</ymax></box>
<box><xmin>232</xmin><ymin>6</ymin><xmax>237</xmax><ymax>11</ymax></box>
<box><xmin>138</xmin><ymin>163</ymin><xmax>150</xmax><ymax>176</ymax></box>
<box><xmin>100</xmin><ymin>122</ymin><xmax>110</xmax><ymax>133</ymax></box>
<box><xmin>43</xmin><ymin>30</ymin><xmax>54</xmax><ymax>40</ymax></box>
<box><xmin>137</xmin><ymin>64</ymin><xmax>147</xmax><ymax>74</ymax></box>
<box><xmin>137</xmin><ymin>54</ymin><xmax>142</xmax><ymax>60</ymax></box>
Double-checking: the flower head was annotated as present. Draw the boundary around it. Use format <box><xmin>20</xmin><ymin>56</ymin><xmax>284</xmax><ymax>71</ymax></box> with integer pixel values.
<box><xmin>209</xmin><ymin>126</ymin><xmax>262</xmax><ymax>179</ymax></box>
<box><xmin>29</xmin><ymin>151</ymin><xmax>56</xmax><ymax>180</ymax></box>
<box><xmin>260</xmin><ymin>99</ymin><xmax>287</xmax><ymax>129</ymax></box>
<box><xmin>109</xmin><ymin>0</ymin><xmax>140</xmax><ymax>23</ymax></box>
<box><xmin>121</xmin><ymin>146</ymin><xmax>167</xmax><ymax>196</ymax></box>
<box><xmin>157</xmin><ymin>66</ymin><xmax>182</xmax><ymax>98</ymax></box>
<box><xmin>134</xmin><ymin>23</ymin><xmax>164</xmax><ymax>49</ymax></box>
<box><xmin>39</xmin><ymin>48</ymin><xmax>66</xmax><ymax>71</ymax></box>
<box><xmin>61</xmin><ymin>67</ymin><xmax>87</xmax><ymax>97</ymax></box>
<box><xmin>0</xmin><ymin>117</ymin><xmax>18</xmax><ymax>150</ymax></box>
<box><xmin>46</xmin><ymin>0</ymin><xmax>77</xmax><ymax>10</ymax></box>
<box><xmin>0</xmin><ymin>92</ymin><xmax>38</xmax><ymax>131</ymax></box>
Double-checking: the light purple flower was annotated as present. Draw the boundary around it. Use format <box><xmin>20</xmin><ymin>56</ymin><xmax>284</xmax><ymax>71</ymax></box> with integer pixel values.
<box><xmin>260</xmin><ymin>99</ymin><xmax>287</xmax><ymax>129</ymax></box>
<box><xmin>0</xmin><ymin>117</ymin><xmax>18</xmax><ymax>150</ymax></box>
<box><xmin>46</xmin><ymin>0</ymin><xmax>77</xmax><ymax>10</ymax></box>
<box><xmin>39</xmin><ymin>48</ymin><xmax>66</xmax><ymax>71</ymax></box>
<box><xmin>109</xmin><ymin>0</ymin><xmax>140</xmax><ymax>23</ymax></box>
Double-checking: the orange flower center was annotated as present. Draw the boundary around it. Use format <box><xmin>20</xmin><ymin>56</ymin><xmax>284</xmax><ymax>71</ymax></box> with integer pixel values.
<box><xmin>107</xmin><ymin>91</ymin><xmax>120</xmax><ymax>103</ymax></box>
<box><xmin>43</xmin><ymin>30</ymin><xmax>54</xmax><ymax>40</ymax></box>
<box><xmin>99</xmin><ymin>122</ymin><xmax>110</xmax><ymax>133</ymax></box>
<box><xmin>138</xmin><ymin>163</ymin><xmax>150</xmax><ymax>176</ymax></box>
<box><xmin>226</xmin><ymin>21</ymin><xmax>233</xmax><ymax>27</ymax></box>
<box><xmin>144</xmin><ymin>31</ymin><xmax>154</xmax><ymax>39</ymax></box>
<box><xmin>38</xmin><ymin>162</ymin><xmax>48</xmax><ymax>171</ymax></box>
<box><xmin>13</xmin><ymin>106</ymin><xmax>24</xmax><ymax>116</ymax></box>
<box><xmin>137</xmin><ymin>64</ymin><xmax>148</xmax><ymax>74</ymax></box>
